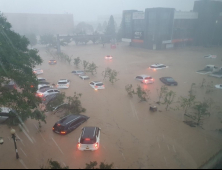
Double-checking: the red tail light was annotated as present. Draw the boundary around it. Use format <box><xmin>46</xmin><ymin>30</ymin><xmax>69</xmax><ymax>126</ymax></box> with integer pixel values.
<box><xmin>102</xmin><ymin>85</ymin><xmax>105</xmax><ymax>87</ymax></box>
<box><xmin>54</xmin><ymin>61</ymin><xmax>56</xmax><ymax>63</ymax></box>
<box><xmin>31</xmin><ymin>85</ymin><xmax>34</xmax><ymax>88</ymax></box>
<box><xmin>60</xmin><ymin>131</ymin><xmax>66</xmax><ymax>134</ymax></box>
<box><xmin>77</xmin><ymin>143</ymin><xmax>81</xmax><ymax>148</ymax></box>
<box><xmin>85</xmin><ymin>138</ymin><xmax>90</xmax><ymax>141</ymax></box>
<box><xmin>52</xmin><ymin>127</ymin><xmax>54</xmax><ymax>130</ymax></box>
<box><xmin>94</xmin><ymin>143</ymin><xmax>98</xmax><ymax>148</ymax></box>
<box><xmin>95</xmin><ymin>86</ymin><xmax>98</xmax><ymax>88</ymax></box>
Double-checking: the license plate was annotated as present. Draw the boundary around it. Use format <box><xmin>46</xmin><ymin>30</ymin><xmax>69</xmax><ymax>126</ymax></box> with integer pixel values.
<box><xmin>55</xmin><ymin>131</ymin><xmax>60</xmax><ymax>134</ymax></box>
<box><xmin>86</xmin><ymin>147</ymin><xmax>89</xmax><ymax>149</ymax></box>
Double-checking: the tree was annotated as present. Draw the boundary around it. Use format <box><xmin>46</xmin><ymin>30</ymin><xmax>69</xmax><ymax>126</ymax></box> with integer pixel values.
<box><xmin>86</xmin><ymin>62</ymin><xmax>98</xmax><ymax>75</ymax></box>
<box><xmin>96</xmin><ymin>23</ymin><xmax>103</xmax><ymax>33</ymax></box>
<box><xmin>84</xmin><ymin>161</ymin><xmax>113</xmax><ymax>169</ymax></box>
<box><xmin>82</xmin><ymin>60</ymin><xmax>89</xmax><ymax>71</ymax></box>
<box><xmin>73</xmin><ymin>57</ymin><xmax>81</xmax><ymax>68</ymax></box>
<box><xmin>136</xmin><ymin>85</ymin><xmax>150</xmax><ymax>102</ymax></box>
<box><xmin>75</xmin><ymin>22</ymin><xmax>94</xmax><ymax>34</ymax></box>
<box><xmin>41</xmin><ymin>159</ymin><xmax>69</xmax><ymax>169</ymax></box>
<box><xmin>0</xmin><ymin>13</ymin><xmax>44</xmax><ymax>125</ymax></box>
<box><xmin>105</xmin><ymin>15</ymin><xmax>116</xmax><ymax>38</ymax></box>
<box><xmin>192</xmin><ymin>101</ymin><xmax>210</xmax><ymax>126</ymax></box>
<box><xmin>46</xmin><ymin>93</ymin><xmax>66</xmax><ymax>112</ymax></box>
<box><xmin>156</xmin><ymin>85</ymin><xmax>168</xmax><ymax>104</ymax></box>
<box><xmin>25</xmin><ymin>33</ymin><xmax>37</xmax><ymax>47</ymax></box>
<box><xmin>125</xmin><ymin>84</ymin><xmax>135</xmax><ymax>97</ymax></box>
<box><xmin>163</xmin><ymin>90</ymin><xmax>176</xmax><ymax>111</ymax></box>
<box><xmin>102</xmin><ymin>21</ymin><xmax>108</xmax><ymax>32</ymax></box>
<box><xmin>179</xmin><ymin>94</ymin><xmax>196</xmax><ymax>114</ymax></box>
<box><xmin>102</xmin><ymin>67</ymin><xmax>119</xmax><ymax>84</ymax></box>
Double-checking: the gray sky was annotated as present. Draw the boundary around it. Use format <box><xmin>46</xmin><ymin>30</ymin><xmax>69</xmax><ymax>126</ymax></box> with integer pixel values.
<box><xmin>0</xmin><ymin>0</ymin><xmax>196</xmax><ymax>21</ymax></box>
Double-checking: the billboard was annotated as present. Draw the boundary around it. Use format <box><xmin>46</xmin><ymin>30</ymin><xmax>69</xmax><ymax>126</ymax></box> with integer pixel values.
<box><xmin>134</xmin><ymin>31</ymin><xmax>144</xmax><ymax>39</ymax></box>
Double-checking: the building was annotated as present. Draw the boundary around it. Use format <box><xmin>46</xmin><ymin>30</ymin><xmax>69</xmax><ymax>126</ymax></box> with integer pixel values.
<box><xmin>121</xmin><ymin>0</ymin><xmax>222</xmax><ymax>50</ymax></box>
<box><xmin>4</xmin><ymin>13</ymin><xmax>74</xmax><ymax>35</ymax></box>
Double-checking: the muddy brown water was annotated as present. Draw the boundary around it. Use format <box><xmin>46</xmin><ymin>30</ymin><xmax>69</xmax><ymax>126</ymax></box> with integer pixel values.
<box><xmin>0</xmin><ymin>42</ymin><xmax>222</xmax><ymax>169</ymax></box>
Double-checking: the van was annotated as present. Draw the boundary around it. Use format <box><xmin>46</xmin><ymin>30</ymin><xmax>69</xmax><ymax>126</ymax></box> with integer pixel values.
<box><xmin>52</xmin><ymin>114</ymin><xmax>89</xmax><ymax>135</ymax></box>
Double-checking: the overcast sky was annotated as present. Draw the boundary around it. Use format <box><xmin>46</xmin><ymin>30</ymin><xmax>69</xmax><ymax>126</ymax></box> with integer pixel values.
<box><xmin>0</xmin><ymin>0</ymin><xmax>196</xmax><ymax>21</ymax></box>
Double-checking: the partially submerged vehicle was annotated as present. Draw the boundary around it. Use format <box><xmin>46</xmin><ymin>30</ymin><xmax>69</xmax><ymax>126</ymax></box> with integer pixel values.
<box><xmin>204</xmin><ymin>54</ymin><xmax>217</xmax><ymax>59</ymax></box>
<box><xmin>210</xmin><ymin>67</ymin><xmax>222</xmax><ymax>78</ymax></box>
<box><xmin>215</xmin><ymin>84</ymin><xmax>222</xmax><ymax>89</ymax></box>
<box><xmin>196</xmin><ymin>65</ymin><xmax>218</xmax><ymax>75</ymax></box>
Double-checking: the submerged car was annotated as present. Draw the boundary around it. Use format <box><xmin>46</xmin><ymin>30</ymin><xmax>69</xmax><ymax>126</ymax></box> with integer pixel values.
<box><xmin>204</xmin><ymin>55</ymin><xmax>217</xmax><ymax>59</ymax></box>
<box><xmin>89</xmin><ymin>81</ymin><xmax>105</xmax><ymax>90</ymax></box>
<box><xmin>33</xmin><ymin>68</ymin><xmax>43</xmax><ymax>75</ymax></box>
<box><xmin>77</xmin><ymin>127</ymin><xmax>101</xmax><ymax>151</ymax></box>
<box><xmin>79</xmin><ymin>75</ymin><xmax>90</xmax><ymax>80</ymax></box>
<box><xmin>210</xmin><ymin>67</ymin><xmax>222</xmax><ymax>78</ymax></box>
<box><xmin>0</xmin><ymin>107</ymin><xmax>11</xmax><ymax>123</ymax></box>
<box><xmin>36</xmin><ymin>88</ymin><xmax>60</xmax><ymax>97</ymax></box>
<box><xmin>148</xmin><ymin>64</ymin><xmax>168</xmax><ymax>70</ymax></box>
<box><xmin>196</xmin><ymin>65</ymin><xmax>218</xmax><ymax>75</ymax></box>
<box><xmin>2</xmin><ymin>80</ymin><xmax>17</xmax><ymax>90</ymax></box>
<box><xmin>215</xmin><ymin>84</ymin><xmax>222</xmax><ymax>89</ymax></box>
<box><xmin>135</xmin><ymin>75</ymin><xmax>154</xmax><ymax>84</ymax></box>
<box><xmin>160</xmin><ymin>77</ymin><xmax>178</xmax><ymax>86</ymax></box>
<box><xmin>48</xmin><ymin>60</ymin><xmax>57</xmax><ymax>65</ymax></box>
<box><xmin>52</xmin><ymin>114</ymin><xmax>89</xmax><ymax>135</ymax></box>
<box><xmin>56</xmin><ymin>79</ymin><xmax>70</xmax><ymax>89</ymax></box>
<box><xmin>72</xmin><ymin>70</ymin><xmax>85</xmax><ymax>75</ymax></box>
<box><xmin>105</xmin><ymin>55</ymin><xmax>113</xmax><ymax>60</ymax></box>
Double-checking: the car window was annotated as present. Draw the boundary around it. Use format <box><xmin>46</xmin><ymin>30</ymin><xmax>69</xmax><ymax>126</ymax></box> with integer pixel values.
<box><xmin>40</xmin><ymin>86</ymin><xmax>50</xmax><ymax>90</ymax></box>
<box><xmin>136</xmin><ymin>76</ymin><xmax>142</xmax><ymax>79</ymax></box>
<box><xmin>54</xmin><ymin>90</ymin><xmax>59</xmax><ymax>92</ymax></box>
<box><xmin>70</xmin><ymin>121</ymin><xmax>77</xmax><ymax>127</ymax></box>
<box><xmin>54</xmin><ymin>124</ymin><xmax>65</xmax><ymax>131</ymax></box>
<box><xmin>58</xmin><ymin>82</ymin><xmax>67</xmax><ymax>84</ymax></box>
<box><xmin>145</xmin><ymin>77</ymin><xmax>152</xmax><ymax>79</ymax></box>
<box><xmin>166</xmin><ymin>78</ymin><xmax>174</xmax><ymax>82</ymax></box>
<box><xmin>48</xmin><ymin>90</ymin><xmax>54</xmax><ymax>93</ymax></box>
<box><xmin>90</xmin><ymin>82</ymin><xmax>94</xmax><ymax>85</ymax></box>
<box><xmin>96</xmin><ymin>83</ymin><xmax>104</xmax><ymax>86</ymax></box>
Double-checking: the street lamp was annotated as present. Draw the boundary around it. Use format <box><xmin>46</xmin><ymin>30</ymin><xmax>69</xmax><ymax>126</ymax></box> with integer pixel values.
<box><xmin>0</xmin><ymin>137</ymin><xmax>4</xmax><ymax>145</ymax></box>
<box><xmin>10</xmin><ymin>129</ymin><xmax>19</xmax><ymax>159</ymax></box>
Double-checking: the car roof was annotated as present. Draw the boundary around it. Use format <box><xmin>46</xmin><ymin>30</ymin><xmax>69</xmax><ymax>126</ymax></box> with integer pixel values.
<box><xmin>92</xmin><ymin>81</ymin><xmax>103</xmax><ymax>83</ymax></box>
<box><xmin>34</xmin><ymin>68</ymin><xmax>42</xmax><ymax>70</ymax></box>
<box><xmin>58</xmin><ymin>114</ymin><xmax>89</xmax><ymax>126</ymax></box>
<box><xmin>58</xmin><ymin>79</ymin><xmax>68</xmax><ymax>82</ymax></box>
<box><xmin>81</xmin><ymin>127</ymin><xmax>98</xmax><ymax>139</ymax></box>
<box><xmin>138</xmin><ymin>75</ymin><xmax>151</xmax><ymax>78</ymax></box>
<box><xmin>0</xmin><ymin>107</ymin><xmax>11</xmax><ymax>113</ymax></box>
<box><xmin>162</xmin><ymin>77</ymin><xmax>173</xmax><ymax>79</ymax></box>
<box><xmin>151</xmin><ymin>64</ymin><xmax>164</xmax><ymax>66</ymax></box>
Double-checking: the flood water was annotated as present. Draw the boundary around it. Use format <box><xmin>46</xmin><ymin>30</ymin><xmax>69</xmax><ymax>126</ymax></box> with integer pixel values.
<box><xmin>0</xmin><ymin>42</ymin><xmax>222</xmax><ymax>169</ymax></box>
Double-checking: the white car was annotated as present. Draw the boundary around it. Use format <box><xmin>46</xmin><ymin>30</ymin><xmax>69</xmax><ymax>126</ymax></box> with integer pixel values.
<box><xmin>89</xmin><ymin>81</ymin><xmax>105</xmax><ymax>90</ymax></box>
<box><xmin>148</xmin><ymin>64</ymin><xmax>168</xmax><ymax>70</ymax></box>
<box><xmin>0</xmin><ymin>107</ymin><xmax>11</xmax><ymax>123</ymax></box>
<box><xmin>77</xmin><ymin>127</ymin><xmax>101</xmax><ymax>151</ymax></box>
<box><xmin>33</xmin><ymin>68</ymin><xmax>43</xmax><ymax>75</ymax></box>
<box><xmin>56</xmin><ymin>79</ymin><xmax>70</xmax><ymax>89</ymax></box>
<box><xmin>36</xmin><ymin>88</ymin><xmax>60</xmax><ymax>97</ymax></box>
<box><xmin>72</xmin><ymin>70</ymin><xmax>85</xmax><ymax>75</ymax></box>
<box><xmin>215</xmin><ymin>84</ymin><xmax>222</xmax><ymax>89</ymax></box>
<box><xmin>204</xmin><ymin>55</ymin><xmax>217</xmax><ymax>59</ymax></box>
<box><xmin>38</xmin><ymin>85</ymin><xmax>53</xmax><ymax>90</ymax></box>
<box><xmin>79</xmin><ymin>75</ymin><xmax>90</xmax><ymax>80</ymax></box>
<box><xmin>105</xmin><ymin>55</ymin><xmax>113</xmax><ymax>60</ymax></box>
<box><xmin>135</xmin><ymin>75</ymin><xmax>154</xmax><ymax>84</ymax></box>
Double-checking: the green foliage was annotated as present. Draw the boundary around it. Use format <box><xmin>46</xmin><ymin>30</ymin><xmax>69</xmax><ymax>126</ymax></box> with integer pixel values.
<box><xmin>179</xmin><ymin>94</ymin><xmax>196</xmax><ymax>114</ymax></box>
<box><xmin>86</xmin><ymin>62</ymin><xmax>98</xmax><ymax>75</ymax></box>
<box><xmin>75</xmin><ymin>22</ymin><xmax>94</xmax><ymax>34</ymax></box>
<box><xmin>82</xmin><ymin>60</ymin><xmax>89</xmax><ymax>71</ymax></box>
<box><xmin>73</xmin><ymin>57</ymin><xmax>81</xmax><ymax>68</ymax></box>
<box><xmin>163</xmin><ymin>90</ymin><xmax>176</xmax><ymax>111</ymax></box>
<box><xmin>200</xmin><ymin>78</ymin><xmax>206</xmax><ymax>88</ymax></box>
<box><xmin>136</xmin><ymin>85</ymin><xmax>149</xmax><ymax>102</ymax></box>
<box><xmin>31</xmin><ymin>109</ymin><xmax>46</xmax><ymax>123</ymax></box>
<box><xmin>40</xmin><ymin>34</ymin><xmax>56</xmax><ymax>47</ymax></box>
<box><xmin>65</xmin><ymin>92</ymin><xmax>86</xmax><ymax>114</ymax></box>
<box><xmin>156</xmin><ymin>85</ymin><xmax>168</xmax><ymax>104</ymax></box>
<box><xmin>102</xmin><ymin>67</ymin><xmax>119</xmax><ymax>84</ymax></box>
<box><xmin>46</xmin><ymin>93</ymin><xmax>66</xmax><ymax>111</ymax></box>
<box><xmin>205</xmin><ymin>81</ymin><xmax>214</xmax><ymax>94</ymax></box>
<box><xmin>25</xmin><ymin>33</ymin><xmax>37</xmax><ymax>47</ymax></box>
<box><xmin>125</xmin><ymin>84</ymin><xmax>135</xmax><ymax>97</ymax></box>
<box><xmin>0</xmin><ymin>13</ymin><xmax>44</xmax><ymax>125</ymax></box>
<box><xmin>41</xmin><ymin>159</ymin><xmax>69</xmax><ymax>169</ymax></box>
<box><xmin>188</xmin><ymin>83</ymin><xmax>196</xmax><ymax>96</ymax></box>
<box><xmin>84</xmin><ymin>161</ymin><xmax>113</xmax><ymax>169</ymax></box>
<box><xmin>192</xmin><ymin>101</ymin><xmax>210</xmax><ymax>126</ymax></box>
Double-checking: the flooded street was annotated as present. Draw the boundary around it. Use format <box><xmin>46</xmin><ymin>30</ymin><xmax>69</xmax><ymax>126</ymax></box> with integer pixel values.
<box><xmin>1</xmin><ymin>42</ymin><xmax>222</xmax><ymax>169</ymax></box>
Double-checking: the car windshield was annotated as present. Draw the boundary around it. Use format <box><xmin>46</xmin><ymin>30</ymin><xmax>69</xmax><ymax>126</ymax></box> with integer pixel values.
<box><xmin>54</xmin><ymin>124</ymin><xmax>65</xmax><ymax>131</ymax></box>
<box><xmin>58</xmin><ymin>82</ymin><xmax>67</xmax><ymax>84</ymax></box>
<box><xmin>166</xmin><ymin>78</ymin><xmax>175</xmax><ymax>82</ymax></box>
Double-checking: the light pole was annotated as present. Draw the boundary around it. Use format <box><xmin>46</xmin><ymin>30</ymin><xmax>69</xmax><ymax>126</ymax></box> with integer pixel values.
<box><xmin>10</xmin><ymin>129</ymin><xmax>19</xmax><ymax>159</ymax></box>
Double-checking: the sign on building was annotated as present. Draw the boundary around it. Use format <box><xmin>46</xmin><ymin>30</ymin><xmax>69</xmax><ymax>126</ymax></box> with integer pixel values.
<box><xmin>134</xmin><ymin>31</ymin><xmax>144</xmax><ymax>39</ymax></box>
<box><xmin>133</xmin><ymin>12</ymin><xmax>145</xmax><ymax>20</ymax></box>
